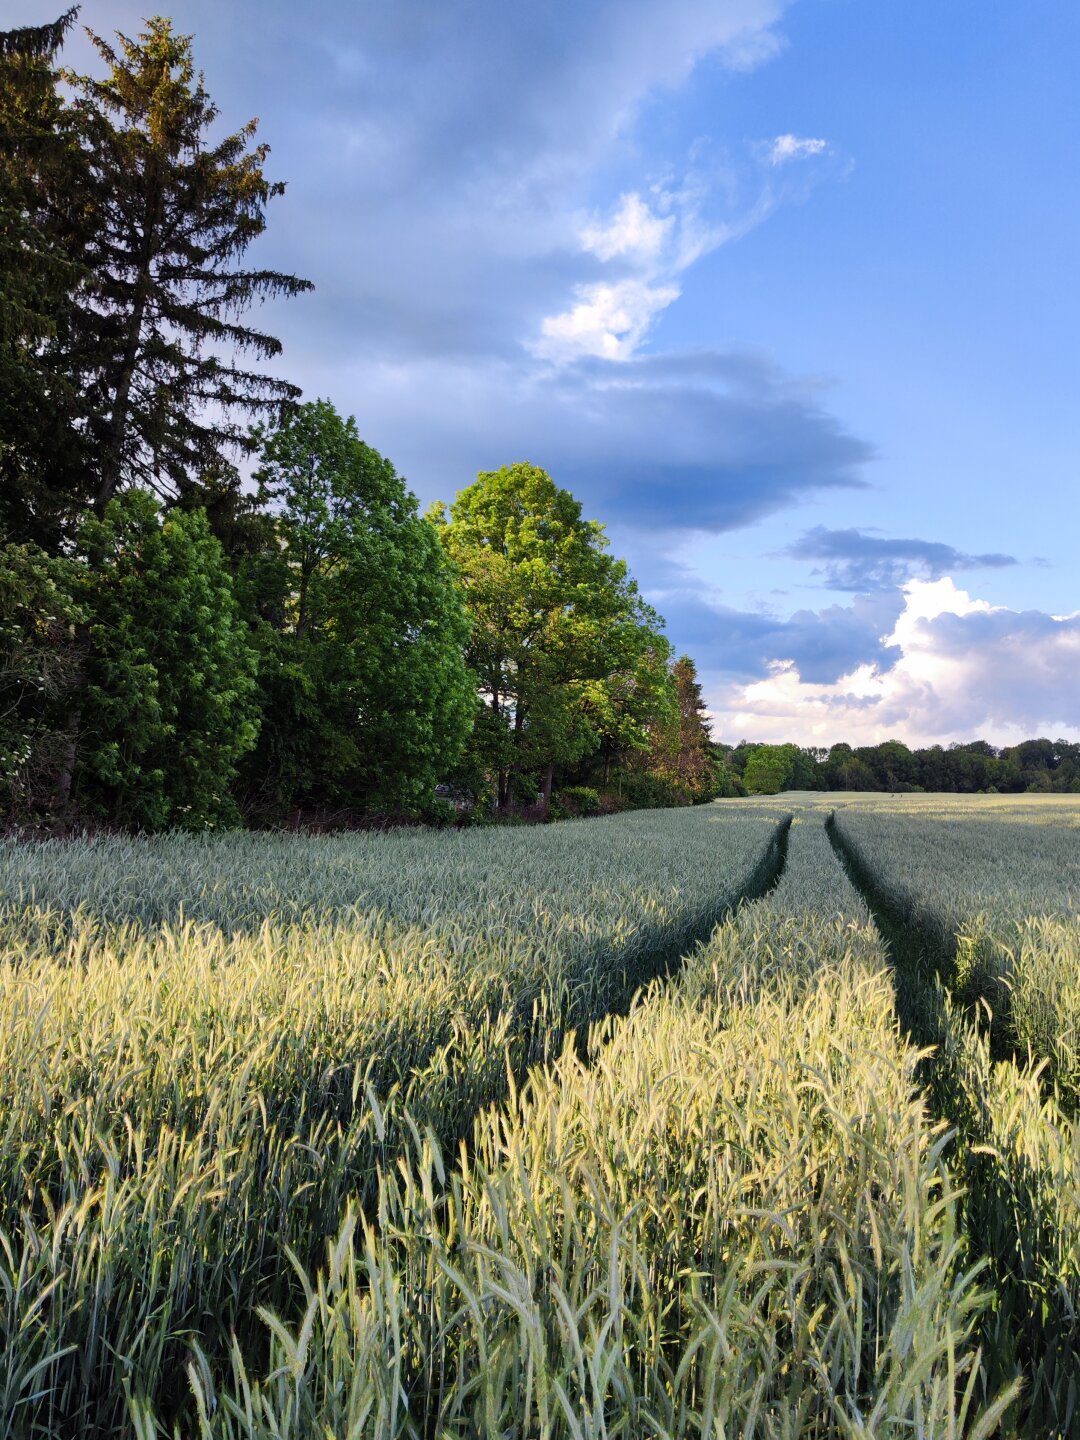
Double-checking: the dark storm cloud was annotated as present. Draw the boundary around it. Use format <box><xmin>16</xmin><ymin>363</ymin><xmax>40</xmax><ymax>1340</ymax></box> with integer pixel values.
<box><xmin>330</xmin><ymin>348</ymin><xmax>873</xmax><ymax>534</ymax></box>
<box><xmin>652</xmin><ymin>586</ymin><xmax>904</xmax><ymax>683</ymax></box>
<box><xmin>551</xmin><ymin>353</ymin><xmax>873</xmax><ymax>531</ymax></box>
<box><xmin>788</xmin><ymin>526</ymin><xmax>1018</xmax><ymax>592</ymax></box>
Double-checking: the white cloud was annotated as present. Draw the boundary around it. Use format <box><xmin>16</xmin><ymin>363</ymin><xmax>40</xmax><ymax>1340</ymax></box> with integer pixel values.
<box><xmin>581</xmin><ymin>192</ymin><xmax>675</xmax><ymax>261</ymax></box>
<box><xmin>536</xmin><ymin>134</ymin><xmax>834</xmax><ymax>367</ymax></box>
<box><xmin>769</xmin><ymin>133</ymin><xmax>827</xmax><ymax>165</ymax></box>
<box><xmin>712</xmin><ymin>577</ymin><xmax>1080</xmax><ymax>746</ymax></box>
<box><xmin>534</xmin><ymin>278</ymin><xmax>681</xmax><ymax>362</ymax></box>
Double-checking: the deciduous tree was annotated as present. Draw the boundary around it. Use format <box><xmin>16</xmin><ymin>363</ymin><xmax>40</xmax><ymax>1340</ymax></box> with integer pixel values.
<box><xmin>247</xmin><ymin>401</ymin><xmax>475</xmax><ymax>814</ymax></box>
<box><xmin>73</xmin><ymin>490</ymin><xmax>260</xmax><ymax>829</ymax></box>
<box><xmin>434</xmin><ymin>462</ymin><xmax>667</xmax><ymax>809</ymax></box>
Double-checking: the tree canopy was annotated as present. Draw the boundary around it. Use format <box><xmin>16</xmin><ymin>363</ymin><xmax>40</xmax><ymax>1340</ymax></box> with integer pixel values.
<box><xmin>433</xmin><ymin>462</ymin><xmax>671</xmax><ymax>809</ymax></box>
<box><xmin>243</xmin><ymin>401</ymin><xmax>476</xmax><ymax>816</ymax></box>
<box><xmin>63</xmin><ymin>18</ymin><xmax>313</xmax><ymax>512</ymax></box>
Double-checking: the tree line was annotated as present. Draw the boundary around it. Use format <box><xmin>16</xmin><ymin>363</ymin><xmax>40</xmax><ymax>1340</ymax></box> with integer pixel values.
<box><xmin>726</xmin><ymin>737</ymin><xmax>1080</xmax><ymax>796</ymax></box>
<box><xmin>0</xmin><ymin>12</ymin><xmax>721</xmax><ymax>831</ymax></box>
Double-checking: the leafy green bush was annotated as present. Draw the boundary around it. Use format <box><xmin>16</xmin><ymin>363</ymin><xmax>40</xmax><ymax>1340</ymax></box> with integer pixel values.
<box><xmin>74</xmin><ymin>491</ymin><xmax>260</xmax><ymax>831</ymax></box>
<box><xmin>620</xmin><ymin>770</ymin><xmax>686</xmax><ymax>809</ymax></box>
<box><xmin>552</xmin><ymin>784</ymin><xmax>601</xmax><ymax>818</ymax></box>
<box><xmin>424</xmin><ymin>797</ymin><xmax>457</xmax><ymax>827</ymax></box>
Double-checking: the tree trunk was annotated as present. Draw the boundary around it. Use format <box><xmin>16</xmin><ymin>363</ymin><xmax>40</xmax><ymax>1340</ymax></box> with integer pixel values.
<box><xmin>95</xmin><ymin>171</ymin><xmax>159</xmax><ymax>511</ymax></box>
<box><xmin>53</xmin><ymin>704</ymin><xmax>80</xmax><ymax>816</ymax></box>
<box><xmin>542</xmin><ymin>760</ymin><xmax>554</xmax><ymax>809</ymax></box>
<box><xmin>51</xmin><ymin>619</ymin><xmax>90</xmax><ymax>816</ymax></box>
<box><xmin>504</xmin><ymin>694</ymin><xmax>525</xmax><ymax>812</ymax></box>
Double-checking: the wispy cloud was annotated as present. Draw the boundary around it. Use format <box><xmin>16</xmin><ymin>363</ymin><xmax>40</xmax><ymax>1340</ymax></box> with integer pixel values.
<box><xmin>535</xmin><ymin>136</ymin><xmax>834</xmax><ymax>364</ymax></box>
<box><xmin>769</xmin><ymin>133</ymin><xmax>827</xmax><ymax>165</ymax></box>
<box><xmin>581</xmin><ymin>192</ymin><xmax>674</xmax><ymax>261</ymax></box>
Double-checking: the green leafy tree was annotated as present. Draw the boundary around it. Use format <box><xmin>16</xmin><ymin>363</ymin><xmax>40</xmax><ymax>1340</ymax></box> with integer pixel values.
<box><xmin>433</xmin><ymin>462</ymin><xmax>667</xmax><ymax>810</ymax></box>
<box><xmin>72</xmin><ymin>490</ymin><xmax>259</xmax><ymax>829</ymax></box>
<box><xmin>710</xmin><ymin>745</ymin><xmax>745</xmax><ymax>798</ymax></box>
<box><xmin>742</xmin><ymin>743</ymin><xmax>797</xmax><ymax>796</ymax></box>
<box><xmin>0</xmin><ymin>540</ymin><xmax>85</xmax><ymax>816</ymax></box>
<box><xmin>585</xmin><ymin>632</ymin><xmax>675</xmax><ymax>792</ymax></box>
<box><xmin>246</xmin><ymin>401</ymin><xmax>475</xmax><ymax>814</ymax></box>
<box><xmin>60</xmin><ymin>17</ymin><xmax>312</xmax><ymax>511</ymax></box>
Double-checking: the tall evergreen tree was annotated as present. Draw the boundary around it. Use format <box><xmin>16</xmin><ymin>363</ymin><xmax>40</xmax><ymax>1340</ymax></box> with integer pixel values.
<box><xmin>669</xmin><ymin>655</ymin><xmax>717</xmax><ymax>801</ymax></box>
<box><xmin>0</xmin><ymin>8</ymin><xmax>89</xmax><ymax>541</ymax></box>
<box><xmin>634</xmin><ymin>654</ymin><xmax>718</xmax><ymax>805</ymax></box>
<box><xmin>61</xmin><ymin>17</ymin><xmax>312</xmax><ymax>511</ymax></box>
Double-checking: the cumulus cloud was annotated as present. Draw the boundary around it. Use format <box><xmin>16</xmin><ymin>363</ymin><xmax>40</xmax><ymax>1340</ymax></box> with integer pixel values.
<box><xmin>581</xmin><ymin>192</ymin><xmax>675</xmax><ymax>262</ymax></box>
<box><xmin>535</xmin><ymin>278</ymin><xmax>682</xmax><ymax>362</ymax></box>
<box><xmin>788</xmin><ymin>525</ymin><xmax>1019</xmax><ymax>591</ymax></box>
<box><xmin>712</xmin><ymin>578</ymin><xmax>1080</xmax><ymax>746</ymax></box>
<box><xmin>769</xmin><ymin>134</ymin><xmax>828</xmax><ymax>165</ymax></box>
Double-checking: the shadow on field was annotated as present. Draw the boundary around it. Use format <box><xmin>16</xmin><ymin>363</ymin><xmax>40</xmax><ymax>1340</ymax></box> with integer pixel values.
<box><xmin>826</xmin><ymin>810</ymin><xmax>1079</xmax><ymax>1440</ymax></box>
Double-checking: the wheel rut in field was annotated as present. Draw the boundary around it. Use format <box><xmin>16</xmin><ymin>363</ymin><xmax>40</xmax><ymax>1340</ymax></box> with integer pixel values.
<box><xmin>482</xmin><ymin>811</ymin><xmax>793</xmax><ymax>1104</ymax></box>
<box><xmin>383</xmin><ymin>813</ymin><xmax>794</xmax><ymax>1186</ymax></box>
<box><xmin>825</xmin><ymin>809</ymin><xmax>953</xmax><ymax>1054</ymax></box>
<box><xmin>824</xmin><ymin>809</ymin><xmax>1060</xmax><ymax>1436</ymax></box>
<box><xmin>597</xmin><ymin>810</ymin><xmax>793</xmax><ymax>1029</ymax></box>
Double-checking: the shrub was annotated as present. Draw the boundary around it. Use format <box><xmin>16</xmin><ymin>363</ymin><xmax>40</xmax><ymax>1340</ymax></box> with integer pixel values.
<box><xmin>553</xmin><ymin>785</ymin><xmax>602</xmax><ymax>818</ymax></box>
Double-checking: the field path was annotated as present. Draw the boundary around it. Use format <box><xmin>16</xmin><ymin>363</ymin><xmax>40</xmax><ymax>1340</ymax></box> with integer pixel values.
<box><xmin>825</xmin><ymin>807</ymin><xmax>1080</xmax><ymax>1438</ymax></box>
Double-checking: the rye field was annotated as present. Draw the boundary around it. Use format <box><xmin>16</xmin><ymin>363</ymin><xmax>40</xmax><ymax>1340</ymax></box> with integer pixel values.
<box><xmin>1</xmin><ymin>796</ymin><xmax>1079</xmax><ymax>1438</ymax></box>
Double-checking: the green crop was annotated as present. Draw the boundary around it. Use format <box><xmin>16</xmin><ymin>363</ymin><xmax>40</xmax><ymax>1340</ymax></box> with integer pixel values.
<box><xmin>6</xmin><ymin>796</ymin><xmax>1077</xmax><ymax>1436</ymax></box>
<box><xmin>0</xmin><ymin>806</ymin><xmax>784</xmax><ymax>1436</ymax></box>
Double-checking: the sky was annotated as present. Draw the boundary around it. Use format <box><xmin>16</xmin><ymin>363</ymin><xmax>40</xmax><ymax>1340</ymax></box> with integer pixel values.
<box><xmin>24</xmin><ymin>0</ymin><xmax>1080</xmax><ymax>747</ymax></box>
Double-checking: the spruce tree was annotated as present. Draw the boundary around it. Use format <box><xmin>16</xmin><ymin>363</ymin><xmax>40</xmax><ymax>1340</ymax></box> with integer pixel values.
<box><xmin>0</xmin><ymin>8</ymin><xmax>89</xmax><ymax>541</ymax></box>
<box><xmin>62</xmin><ymin>17</ymin><xmax>312</xmax><ymax>511</ymax></box>
<box><xmin>670</xmin><ymin>654</ymin><xmax>717</xmax><ymax>801</ymax></box>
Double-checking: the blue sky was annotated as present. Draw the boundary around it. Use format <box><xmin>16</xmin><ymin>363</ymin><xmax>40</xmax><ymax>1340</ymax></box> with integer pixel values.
<box><xmin>32</xmin><ymin>0</ymin><xmax>1080</xmax><ymax>745</ymax></box>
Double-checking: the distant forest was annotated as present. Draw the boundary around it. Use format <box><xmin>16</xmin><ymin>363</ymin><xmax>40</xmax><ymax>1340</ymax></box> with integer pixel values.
<box><xmin>723</xmin><ymin>736</ymin><xmax>1080</xmax><ymax>796</ymax></box>
<box><xmin>2</xmin><ymin>13</ymin><xmax>1073</xmax><ymax>834</ymax></box>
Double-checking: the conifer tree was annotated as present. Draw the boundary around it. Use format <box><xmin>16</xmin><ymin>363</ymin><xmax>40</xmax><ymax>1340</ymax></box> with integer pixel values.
<box><xmin>0</xmin><ymin>8</ymin><xmax>89</xmax><ymax>540</ymax></box>
<box><xmin>638</xmin><ymin>654</ymin><xmax>717</xmax><ymax>804</ymax></box>
<box><xmin>669</xmin><ymin>654</ymin><xmax>717</xmax><ymax>801</ymax></box>
<box><xmin>62</xmin><ymin>17</ymin><xmax>312</xmax><ymax>511</ymax></box>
